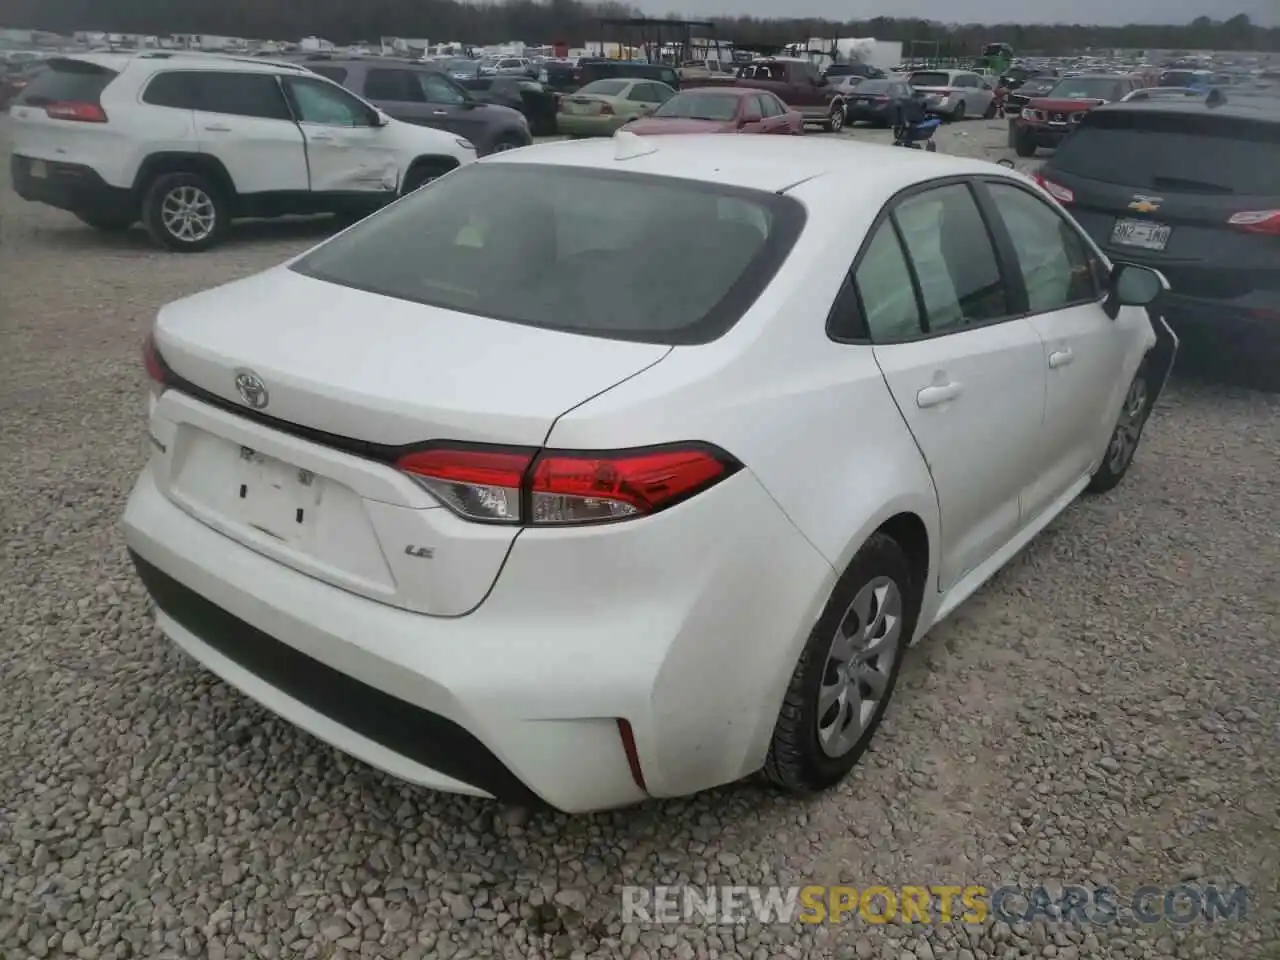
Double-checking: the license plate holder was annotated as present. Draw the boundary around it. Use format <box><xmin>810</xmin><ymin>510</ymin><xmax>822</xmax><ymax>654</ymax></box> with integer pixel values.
<box><xmin>29</xmin><ymin>159</ymin><xmax>47</xmax><ymax>179</ymax></box>
<box><xmin>234</xmin><ymin>447</ymin><xmax>322</xmax><ymax>543</ymax></box>
<box><xmin>1111</xmin><ymin>217</ymin><xmax>1172</xmax><ymax>252</ymax></box>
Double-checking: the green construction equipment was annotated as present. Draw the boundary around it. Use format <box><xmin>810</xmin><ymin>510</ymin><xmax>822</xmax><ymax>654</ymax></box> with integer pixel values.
<box><xmin>977</xmin><ymin>42</ymin><xmax>1014</xmax><ymax>78</ymax></box>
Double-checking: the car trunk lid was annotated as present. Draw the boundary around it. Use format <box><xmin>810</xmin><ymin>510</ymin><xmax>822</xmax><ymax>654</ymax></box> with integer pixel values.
<box><xmin>149</xmin><ymin>267</ymin><xmax>670</xmax><ymax>615</ymax></box>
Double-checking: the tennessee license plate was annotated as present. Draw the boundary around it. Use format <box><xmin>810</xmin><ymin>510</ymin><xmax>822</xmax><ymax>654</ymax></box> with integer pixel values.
<box><xmin>28</xmin><ymin>159</ymin><xmax>47</xmax><ymax>178</ymax></box>
<box><xmin>1111</xmin><ymin>218</ymin><xmax>1171</xmax><ymax>252</ymax></box>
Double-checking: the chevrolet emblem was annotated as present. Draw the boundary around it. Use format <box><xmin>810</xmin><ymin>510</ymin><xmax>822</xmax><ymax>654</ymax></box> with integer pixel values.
<box><xmin>1128</xmin><ymin>195</ymin><xmax>1163</xmax><ymax>214</ymax></box>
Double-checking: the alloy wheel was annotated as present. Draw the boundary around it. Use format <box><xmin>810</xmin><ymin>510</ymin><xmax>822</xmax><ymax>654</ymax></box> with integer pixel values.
<box><xmin>816</xmin><ymin>576</ymin><xmax>903</xmax><ymax>758</ymax></box>
<box><xmin>829</xmin><ymin>105</ymin><xmax>845</xmax><ymax>132</ymax></box>
<box><xmin>1107</xmin><ymin>376</ymin><xmax>1149</xmax><ymax>474</ymax></box>
<box><xmin>160</xmin><ymin>185</ymin><xmax>216</xmax><ymax>243</ymax></box>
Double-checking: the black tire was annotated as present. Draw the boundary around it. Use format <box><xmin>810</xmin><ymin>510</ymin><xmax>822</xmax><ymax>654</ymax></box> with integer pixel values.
<box><xmin>951</xmin><ymin>100</ymin><xmax>966</xmax><ymax>121</ymax></box>
<box><xmin>141</xmin><ymin>172</ymin><xmax>228</xmax><ymax>253</ymax></box>
<box><xmin>489</xmin><ymin>133</ymin><xmax>527</xmax><ymax>154</ymax></box>
<box><xmin>1087</xmin><ymin>361</ymin><xmax>1153</xmax><ymax>494</ymax></box>
<box><xmin>1014</xmin><ymin>132</ymin><xmax>1038</xmax><ymax>157</ymax></box>
<box><xmin>764</xmin><ymin>532</ymin><xmax>920</xmax><ymax>794</ymax></box>
<box><xmin>826</xmin><ymin>102</ymin><xmax>846</xmax><ymax>133</ymax></box>
<box><xmin>400</xmin><ymin>161</ymin><xmax>453</xmax><ymax>195</ymax></box>
<box><xmin>75</xmin><ymin>211</ymin><xmax>136</xmax><ymax>233</ymax></box>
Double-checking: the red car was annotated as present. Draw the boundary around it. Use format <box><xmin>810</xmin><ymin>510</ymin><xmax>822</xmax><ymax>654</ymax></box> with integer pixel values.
<box><xmin>627</xmin><ymin>87</ymin><xmax>803</xmax><ymax>136</ymax></box>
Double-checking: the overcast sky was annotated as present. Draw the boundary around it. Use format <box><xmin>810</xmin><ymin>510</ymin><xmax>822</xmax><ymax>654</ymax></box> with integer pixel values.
<box><xmin>632</xmin><ymin>0</ymin><xmax>1278</xmax><ymax>27</ymax></box>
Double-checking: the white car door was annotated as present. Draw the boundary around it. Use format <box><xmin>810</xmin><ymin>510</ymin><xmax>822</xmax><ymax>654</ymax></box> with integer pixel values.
<box><xmin>860</xmin><ymin>182</ymin><xmax>1047</xmax><ymax>591</ymax></box>
<box><xmin>280</xmin><ymin>75</ymin><xmax>399</xmax><ymax>195</ymax></box>
<box><xmin>176</xmin><ymin>70</ymin><xmax>308</xmax><ymax>193</ymax></box>
<box><xmin>979</xmin><ymin>180</ymin><xmax>1130</xmax><ymax>521</ymax></box>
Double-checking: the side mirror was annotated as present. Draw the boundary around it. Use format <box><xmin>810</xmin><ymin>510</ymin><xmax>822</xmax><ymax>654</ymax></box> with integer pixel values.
<box><xmin>371</xmin><ymin>110</ymin><xmax>390</xmax><ymax>127</ymax></box>
<box><xmin>1103</xmin><ymin>263</ymin><xmax>1169</xmax><ymax>318</ymax></box>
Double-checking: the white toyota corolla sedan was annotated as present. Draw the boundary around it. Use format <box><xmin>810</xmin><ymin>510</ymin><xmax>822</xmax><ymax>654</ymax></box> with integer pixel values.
<box><xmin>124</xmin><ymin>132</ymin><xmax>1177</xmax><ymax>813</ymax></box>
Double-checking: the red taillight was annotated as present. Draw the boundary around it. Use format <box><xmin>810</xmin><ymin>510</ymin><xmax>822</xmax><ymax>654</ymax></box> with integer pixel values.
<box><xmin>45</xmin><ymin>101</ymin><xmax>108</xmax><ymax>123</ymax></box>
<box><xmin>1227</xmin><ymin>210</ymin><xmax>1280</xmax><ymax>235</ymax></box>
<box><xmin>396</xmin><ymin>447</ymin><xmax>530</xmax><ymax>523</ymax></box>
<box><xmin>597</xmin><ymin>102</ymin><xmax>614</xmax><ymax>116</ymax></box>
<box><xmin>396</xmin><ymin>443</ymin><xmax>739</xmax><ymax>526</ymax></box>
<box><xmin>1033</xmin><ymin>172</ymin><xmax>1074</xmax><ymax>205</ymax></box>
<box><xmin>142</xmin><ymin>333</ymin><xmax>167</xmax><ymax>384</ymax></box>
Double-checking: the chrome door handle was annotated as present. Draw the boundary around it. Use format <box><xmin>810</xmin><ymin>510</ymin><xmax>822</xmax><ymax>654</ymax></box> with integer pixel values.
<box><xmin>309</xmin><ymin>132</ymin><xmax>335</xmax><ymax>141</ymax></box>
<box><xmin>916</xmin><ymin>381</ymin><xmax>963</xmax><ymax>408</ymax></box>
<box><xmin>203</xmin><ymin>124</ymin><xmax>232</xmax><ymax>132</ymax></box>
<box><xmin>1049</xmin><ymin>348</ymin><xmax>1074</xmax><ymax>368</ymax></box>
<box><xmin>431</xmin><ymin>110</ymin><xmax>449</xmax><ymax>116</ymax></box>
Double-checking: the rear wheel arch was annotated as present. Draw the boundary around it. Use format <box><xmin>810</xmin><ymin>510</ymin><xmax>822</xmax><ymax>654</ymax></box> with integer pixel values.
<box><xmin>133</xmin><ymin>153</ymin><xmax>238</xmax><ymax>202</ymax></box>
<box><xmin>401</xmin><ymin>155</ymin><xmax>460</xmax><ymax>194</ymax></box>
<box><xmin>875</xmin><ymin>512</ymin><xmax>930</xmax><ymax>608</ymax></box>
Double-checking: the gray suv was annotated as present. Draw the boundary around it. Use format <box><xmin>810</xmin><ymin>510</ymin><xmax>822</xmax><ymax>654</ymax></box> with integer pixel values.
<box><xmin>305</xmin><ymin>58</ymin><xmax>532</xmax><ymax>155</ymax></box>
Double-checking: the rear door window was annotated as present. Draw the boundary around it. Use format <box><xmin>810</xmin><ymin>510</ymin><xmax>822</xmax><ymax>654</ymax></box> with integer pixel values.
<box><xmin>366</xmin><ymin>68</ymin><xmax>425</xmax><ymax>102</ymax></box>
<box><xmin>190</xmin><ymin>72</ymin><xmax>291</xmax><ymax>121</ymax></box>
<box><xmin>1052</xmin><ymin>112</ymin><xmax>1280</xmax><ymax>195</ymax></box>
<box><xmin>14</xmin><ymin>58</ymin><xmax>117</xmax><ymax>106</ymax></box>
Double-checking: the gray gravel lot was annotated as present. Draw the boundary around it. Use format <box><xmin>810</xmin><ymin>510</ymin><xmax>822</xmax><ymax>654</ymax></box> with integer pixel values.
<box><xmin>1</xmin><ymin>118</ymin><xmax>1277</xmax><ymax>960</ymax></box>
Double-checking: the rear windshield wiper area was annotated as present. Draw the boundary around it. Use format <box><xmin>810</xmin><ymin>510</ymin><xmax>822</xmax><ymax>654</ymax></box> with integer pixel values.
<box><xmin>1149</xmin><ymin>175</ymin><xmax>1235</xmax><ymax>195</ymax></box>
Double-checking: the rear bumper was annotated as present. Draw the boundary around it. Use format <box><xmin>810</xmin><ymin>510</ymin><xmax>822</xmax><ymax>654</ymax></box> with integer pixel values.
<box><xmin>123</xmin><ymin>461</ymin><xmax>833</xmax><ymax>812</ymax></box>
<box><xmin>555</xmin><ymin>114</ymin><xmax>624</xmax><ymax>137</ymax></box>
<box><xmin>10</xmin><ymin>154</ymin><xmax>135</xmax><ymax>218</ymax></box>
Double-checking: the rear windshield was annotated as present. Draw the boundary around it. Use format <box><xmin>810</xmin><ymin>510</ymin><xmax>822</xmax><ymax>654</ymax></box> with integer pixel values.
<box><xmin>856</xmin><ymin>80</ymin><xmax>892</xmax><ymax>93</ymax></box>
<box><xmin>1053</xmin><ymin>112</ymin><xmax>1280</xmax><ymax>195</ymax></box>
<box><xmin>908</xmin><ymin>72</ymin><xmax>950</xmax><ymax>88</ymax></box>
<box><xmin>1048</xmin><ymin>77</ymin><xmax>1122</xmax><ymax>100</ymax></box>
<box><xmin>14</xmin><ymin>58</ymin><xmax>116</xmax><ymax>106</ymax></box>
<box><xmin>578</xmin><ymin>79</ymin><xmax>627</xmax><ymax>96</ymax></box>
<box><xmin>291</xmin><ymin>164</ymin><xmax>805</xmax><ymax>345</ymax></box>
<box><xmin>654</xmin><ymin>91</ymin><xmax>739</xmax><ymax>120</ymax></box>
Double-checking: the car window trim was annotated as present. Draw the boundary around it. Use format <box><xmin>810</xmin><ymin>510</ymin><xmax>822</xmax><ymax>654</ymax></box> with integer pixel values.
<box><xmin>972</xmin><ymin>178</ymin><xmax>1107</xmax><ymax>315</ymax></box>
<box><xmin>829</xmin><ymin>175</ymin><xmax>1025</xmax><ymax>346</ymax></box>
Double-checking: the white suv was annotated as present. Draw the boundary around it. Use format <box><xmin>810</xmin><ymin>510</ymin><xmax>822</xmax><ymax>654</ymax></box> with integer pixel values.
<box><xmin>7</xmin><ymin>52</ymin><xmax>478</xmax><ymax>251</ymax></box>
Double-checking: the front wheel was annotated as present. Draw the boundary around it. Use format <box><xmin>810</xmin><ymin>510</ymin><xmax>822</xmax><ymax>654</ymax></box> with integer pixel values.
<box><xmin>826</xmin><ymin>102</ymin><xmax>846</xmax><ymax>133</ymax></box>
<box><xmin>1087</xmin><ymin>365</ymin><xmax>1152</xmax><ymax>494</ymax></box>
<box><xmin>764</xmin><ymin>533</ymin><xmax>918</xmax><ymax>793</ymax></box>
<box><xmin>141</xmin><ymin>172</ymin><xmax>228</xmax><ymax>252</ymax></box>
<box><xmin>951</xmin><ymin>100</ymin><xmax>967</xmax><ymax>121</ymax></box>
<box><xmin>400</xmin><ymin>161</ymin><xmax>453</xmax><ymax>195</ymax></box>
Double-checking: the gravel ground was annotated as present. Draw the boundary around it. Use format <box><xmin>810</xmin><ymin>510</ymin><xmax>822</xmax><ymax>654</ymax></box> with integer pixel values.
<box><xmin>1</xmin><ymin>117</ymin><xmax>1278</xmax><ymax>960</ymax></box>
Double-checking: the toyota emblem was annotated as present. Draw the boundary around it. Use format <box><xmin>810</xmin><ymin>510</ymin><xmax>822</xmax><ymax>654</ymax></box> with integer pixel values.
<box><xmin>234</xmin><ymin>369</ymin><xmax>269</xmax><ymax>410</ymax></box>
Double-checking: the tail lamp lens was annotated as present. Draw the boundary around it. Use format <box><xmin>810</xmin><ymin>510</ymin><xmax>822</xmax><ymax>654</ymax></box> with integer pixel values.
<box><xmin>396</xmin><ymin>444</ymin><xmax>739</xmax><ymax>526</ymax></box>
<box><xmin>45</xmin><ymin>101</ymin><xmax>107</xmax><ymax>122</ymax></box>
<box><xmin>1227</xmin><ymin>210</ymin><xmax>1280</xmax><ymax>235</ymax></box>
<box><xmin>1033</xmin><ymin>172</ymin><xmax>1074</xmax><ymax>205</ymax></box>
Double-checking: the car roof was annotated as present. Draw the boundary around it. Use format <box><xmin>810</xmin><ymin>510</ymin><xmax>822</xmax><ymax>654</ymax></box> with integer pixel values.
<box><xmin>1092</xmin><ymin>95</ymin><xmax>1280</xmax><ymax>122</ymax></box>
<box><xmin>679</xmin><ymin>86</ymin><xmax>755</xmax><ymax>97</ymax></box>
<box><xmin>485</xmin><ymin>134</ymin><xmax>1022</xmax><ymax>196</ymax></box>
<box><xmin>54</xmin><ymin>51</ymin><xmax>310</xmax><ymax>75</ymax></box>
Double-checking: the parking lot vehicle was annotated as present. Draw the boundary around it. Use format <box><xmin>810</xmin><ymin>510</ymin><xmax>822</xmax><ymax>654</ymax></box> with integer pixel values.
<box><xmin>906</xmin><ymin>69</ymin><xmax>998</xmax><ymax>121</ymax></box>
<box><xmin>556</xmin><ymin>78</ymin><xmax>675</xmax><ymax>137</ymax></box>
<box><xmin>1014</xmin><ymin>74</ymin><xmax>1139</xmax><ymax>156</ymax></box>
<box><xmin>0</xmin><ymin>58</ymin><xmax>46</xmax><ymax>109</ymax></box>
<box><xmin>482</xmin><ymin>56</ymin><xmax>536</xmax><ymax>79</ymax></box>
<box><xmin>627</xmin><ymin>87</ymin><xmax>801</xmax><ymax>135</ymax></box>
<box><xmin>825</xmin><ymin>62</ymin><xmax>886</xmax><ymax>81</ymax></box>
<box><xmin>7</xmin><ymin>53</ymin><xmax>476</xmax><ymax>251</ymax></box>
<box><xmin>1120</xmin><ymin>86</ymin><xmax>1205</xmax><ymax>103</ymax></box>
<box><xmin>1158</xmin><ymin>69</ymin><xmax>1212</xmax><ymax>91</ymax></box>
<box><xmin>457</xmin><ymin>75</ymin><xmax>558</xmax><ymax>137</ymax></box>
<box><xmin>841</xmin><ymin>79</ymin><xmax>919</xmax><ymax>127</ymax></box>
<box><xmin>678</xmin><ymin>59</ymin><xmax>736</xmax><ymax>82</ymax></box>
<box><xmin>727</xmin><ymin>57</ymin><xmax>848</xmax><ymax>131</ymax></box>
<box><xmin>578</xmin><ymin>60</ymin><xmax>681</xmax><ymax>92</ymax></box>
<box><xmin>305</xmin><ymin>59</ymin><xmax>531</xmax><ymax>155</ymax></box>
<box><xmin>1003</xmin><ymin>74</ymin><xmax>1058</xmax><ymax>113</ymax></box>
<box><xmin>125</xmin><ymin>133</ymin><xmax>1175</xmax><ymax>812</ymax></box>
<box><xmin>1036</xmin><ymin>92</ymin><xmax>1279</xmax><ymax>389</ymax></box>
